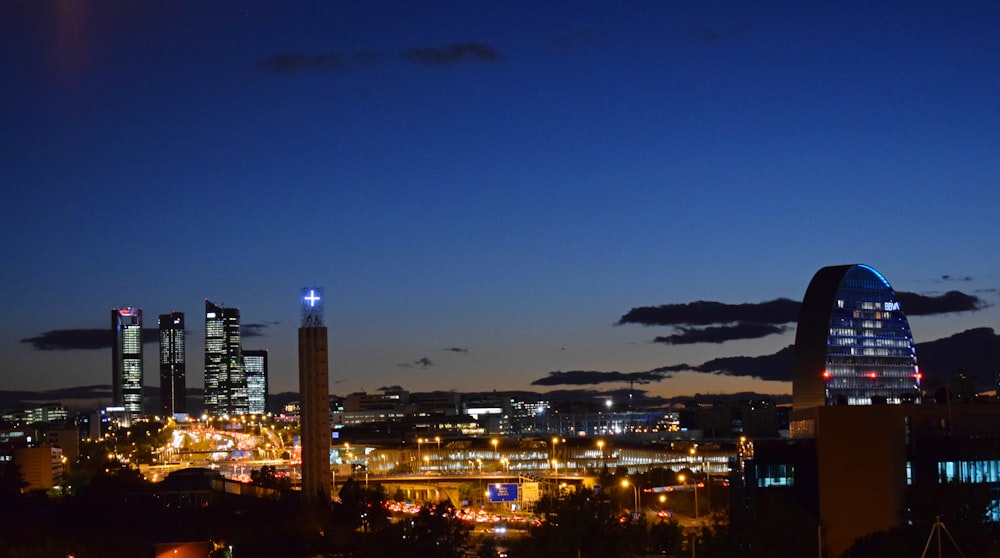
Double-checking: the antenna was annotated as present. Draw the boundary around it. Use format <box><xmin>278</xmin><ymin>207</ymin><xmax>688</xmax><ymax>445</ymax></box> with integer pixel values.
<box><xmin>919</xmin><ymin>516</ymin><xmax>967</xmax><ymax>558</ymax></box>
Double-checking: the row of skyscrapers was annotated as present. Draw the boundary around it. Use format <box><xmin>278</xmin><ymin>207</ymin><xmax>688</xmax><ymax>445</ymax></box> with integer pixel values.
<box><xmin>111</xmin><ymin>300</ymin><xmax>269</xmax><ymax>422</ymax></box>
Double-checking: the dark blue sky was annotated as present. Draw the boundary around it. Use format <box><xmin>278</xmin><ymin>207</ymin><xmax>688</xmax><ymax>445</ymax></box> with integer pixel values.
<box><xmin>3</xmin><ymin>1</ymin><xmax>999</xmax><ymax>398</ymax></box>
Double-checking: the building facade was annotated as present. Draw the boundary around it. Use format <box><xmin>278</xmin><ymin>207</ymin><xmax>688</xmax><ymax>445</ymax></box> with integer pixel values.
<box><xmin>733</xmin><ymin>264</ymin><xmax>999</xmax><ymax>557</ymax></box>
<box><xmin>298</xmin><ymin>287</ymin><xmax>331</xmax><ymax>502</ymax></box>
<box><xmin>243</xmin><ymin>349</ymin><xmax>268</xmax><ymax>415</ymax></box>
<box><xmin>743</xmin><ymin>404</ymin><xmax>1000</xmax><ymax>557</ymax></box>
<box><xmin>12</xmin><ymin>445</ymin><xmax>64</xmax><ymax>492</ymax></box>
<box><xmin>793</xmin><ymin>264</ymin><xmax>920</xmax><ymax>412</ymax></box>
<box><xmin>112</xmin><ymin>307</ymin><xmax>144</xmax><ymax>423</ymax></box>
<box><xmin>204</xmin><ymin>300</ymin><xmax>245</xmax><ymax>416</ymax></box>
<box><xmin>158</xmin><ymin>312</ymin><xmax>186</xmax><ymax>416</ymax></box>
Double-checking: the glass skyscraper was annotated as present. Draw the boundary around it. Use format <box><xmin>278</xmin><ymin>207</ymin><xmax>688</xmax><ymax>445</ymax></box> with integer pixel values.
<box><xmin>793</xmin><ymin>264</ymin><xmax>920</xmax><ymax>410</ymax></box>
<box><xmin>112</xmin><ymin>307</ymin><xmax>143</xmax><ymax>423</ymax></box>
<box><xmin>158</xmin><ymin>312</ymin><xmax>186</xmax><ymax>416</ymax></box>
<box><xmin>204</xmin><ymin>300</ymin><xmax>245</xmax><ymax>416</ymax></box>
<box><xmin>243</xmin><ymin>349</ymin><xmax>268</xmax><ymax>415</ymax></box>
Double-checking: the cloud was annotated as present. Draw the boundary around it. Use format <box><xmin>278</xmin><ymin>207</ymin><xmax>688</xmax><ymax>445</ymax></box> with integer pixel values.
<box><xmin>618</xmin><ymin>298</ymin><xmax>801</xmax><ymax>327</ymax></box>
<box><xmin>895</xmin><ymin>291</ymin><xmax>987</xmax><ymax>316</ymax></box>
<box><xmin>20</xmin><ymin>328</ymin><xmax>159</xmax><ymax>351</ymax></box>
<box><xmin>398</xmin><ymin>357</ymin><xmax>434</xmax><ymax>369</ymax></box>
<box><xmin>939</xmin><ymin>275</ymin><xmax>973</xmax><ymax>282</ymax></box>
<box><xmin>618</xmin><ymin>290</ymin><xmax>986</xmax><ymax>345</ymax></box>
<box><xmin>531</xmin><ymin>368</ymin><xmax>679</xmax><ymax>387</ymax></box>
<box><xmin>654</xmin><ymin>323</ymin><xmax>789</xmax><ymax>345</ymax></box>
<box><xmin>533</xmin><ymin>327</ymin><xmax>1000</xmax><ymax>389</ymax></box>
<box><xmin>377</xmin><ymin>385</ymin><xmax>405</xmax><ymax>392</ymax></box>
<box><xmin>443</xmin><ymin>347</ymin><xmax>469</xmax><ymax>353</ymax></box>
<box><xmin>694</xmin><ymin>346</ymin><xmax>796</xmax><ymax>382</ymax></box>
<box><xmin>241</xmin><ymin>323</ymin><xmax>269</xmax><ymax>337</ymax></box>
<box><xmin>258</xmin><ymin>52</ymin><xmax>341</xmax><ymax>73</ymax></box>
<box><xmin>258</xmin><ymin>42</ymin><xmax>499</xmax><ymax>76</ymax></box>
<box><xmin>257</xmin><ymin>51</ymin><xmax>384</xmax><ymax>74</ymax></box>
<box><xmin>529</xmin><ymin>348</ymin><xmax>798</xmax><ymax>387</ymax></box>
<box><xmin>402</xmin><ymin>42</ymin><xmax>502</xmax><ymax>66</ymax></box>
<box><xmin>688</xmin><ymin>327</ymin><xmax>1000</xmax><ymax>386</ymax></box>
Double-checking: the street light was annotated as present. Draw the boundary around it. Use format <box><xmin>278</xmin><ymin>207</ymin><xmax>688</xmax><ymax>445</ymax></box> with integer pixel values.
<box><xmin>621</xmin><ymin>479</ymin><xmax>639</xmax><ymax>513</ymax></box>
<box><xmin>691</xmin><ymin>446</ymin><xmax>710</xmax><ymax>515</ymax></box>
<box><xmin>492</xmin><ymin>438</ymin><xmax>499</xmax><ymax>459</ymax></box>
<box><xmin>597</xmin><ymin>439</ymin><xmax>605</xmax><ymax>470</ymax></box>
<box><xmin>678</xmin><ymin>473</ymin><xmax>699</xmax><ymax>521</ymax></box>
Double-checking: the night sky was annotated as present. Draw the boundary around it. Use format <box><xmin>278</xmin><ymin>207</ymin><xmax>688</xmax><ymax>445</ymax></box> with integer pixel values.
<box><xmin>3</xmin><ymin>2</ymin><xmax>999</xmax><ymax>400</ymax></box>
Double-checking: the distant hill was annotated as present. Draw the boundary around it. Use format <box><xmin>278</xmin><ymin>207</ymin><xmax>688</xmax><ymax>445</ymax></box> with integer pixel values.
<box><xmin>0</xmin><ymin>385</ymin><xmax>789</xmax><ymax>415</ymax></box>
<box><xmin>914</xmin><ymin>327</ymin><xmax>1000</xmax><ymax>388</ymax></box>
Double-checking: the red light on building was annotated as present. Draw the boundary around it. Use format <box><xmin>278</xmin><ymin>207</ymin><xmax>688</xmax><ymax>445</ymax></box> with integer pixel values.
<box><xmin>822</xmin><ymin>370</ymin><xmax>831</xmax><ymax>379</ymax></box>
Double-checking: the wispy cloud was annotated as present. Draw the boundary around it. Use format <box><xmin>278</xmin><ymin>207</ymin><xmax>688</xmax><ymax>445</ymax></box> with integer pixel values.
<box><xmin>938</xmin><ymin>274</ymin><xmax>974</xmax><ymax>282</ymax></box>
<box><xmin>402</xmin><ymin>42</ymin><xmax>501</xmax><ymax>66</ymax></box>
<box><xmin>398</xmin><ymin>357</ymin><xmax>434</xmax><ymax>369</ymax></box>
<box><xmin>257</xmin><ymin>51</ymin><xmax>384</xmax><ymax>74</ymax></box>
<box><xmin>20</xmin><ymin>328</ymin><xmax>159</xmax><ymax>351</ymax></box>
<box><xmin>531</xmin><ymin>366</ymin><xmax>686</xmax><ymax>387</ymax></box>
<box><xmin>619</xmin><ymin>290</ymin><xmax>987</xmax><ymax>345</ymax></box>
<box><xmin>443</xmin><ymin>347</ymin><xmax>469</xmax><ymax>353</ymax></box>
<box><xmin>654</xmin><ymin>323</ymin><xmax>788</xmax><ymax>345</ymax></box>
<box><xmin>895</xmin><ymin>291</ymin><xmax>987</xmax><ymax>315</ymax></box>
<box><xmin>618</xmin><ymin>298</ymin><xmax>801</xmax><ymax>327</ymax></box>
<box><xmin>257</xmin><ymin>42</ymin><xmax>500</xmax><ymax>75</ymax></box>
<box><xmin>693</xmin><ymin>346</ymin><xmax>796</xmax><ymax>382</ymax></box>
<box><xmin>258</xmin><ymin>52</ymin><xmax>342</xmax><ymax>73</ymax></box>
<box><xmin>241</xmin><ymin>323</ymin><xmax>270</xmax><ymax>337</ymax></box>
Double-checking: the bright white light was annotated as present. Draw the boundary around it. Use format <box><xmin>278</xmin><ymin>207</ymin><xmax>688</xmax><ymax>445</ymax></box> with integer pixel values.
<box><xmin>304</xmin><ymin>289</ymin><xmax>321</xmax><ymax>307</ymax></box>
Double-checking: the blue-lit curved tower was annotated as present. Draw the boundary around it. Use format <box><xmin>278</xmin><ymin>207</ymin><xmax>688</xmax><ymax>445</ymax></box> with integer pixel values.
<box><xmin>793</xmin><ymin>264</ymin><xmax>920</xmax><ymax>410</ymax></box>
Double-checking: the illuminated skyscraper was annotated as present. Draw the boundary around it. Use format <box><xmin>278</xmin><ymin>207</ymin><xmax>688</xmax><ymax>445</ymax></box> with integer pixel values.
<box><xmin>112</xmin><ymin>308</ymin><xmax>143</xmax><ymax>423</ymax></box>
<box><xmin>158</xmin><ymin>312</ymin><xmax>186</xmax><ymax>416</ymax></box>
<box><xmin>204</xmin><ymin>300</ymin><xmax>245</xmax><ymax>416</ymax></box>
<box><xmin>243</xmin><ymin>349</ymin><xmax>268</xmax><ymax>415</ymax></box>
<box><xmin>298</xmin><ymin>287</ymin><xmax>331</xmax><ymax>502</ymax></box>
<box><xmin>793</xmin><ymin>264</ymin><xmax>920</xmax><ymax>411</ymax></box>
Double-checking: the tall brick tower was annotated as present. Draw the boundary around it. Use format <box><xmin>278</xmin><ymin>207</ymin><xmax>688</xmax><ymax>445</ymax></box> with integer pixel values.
<box><xmin>298</xmin><ymin>287</ymin><xmax>331</xmax><ymax>502</ymax></box>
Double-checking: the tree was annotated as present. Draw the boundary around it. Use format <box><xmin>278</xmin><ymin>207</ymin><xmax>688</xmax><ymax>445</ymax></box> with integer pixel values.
<box><xmin>844</xmin><ymin>480</ymin><xmax>998</xmax><ymax>558</ymax></box>
<box><xmin>522</xmin><ymin>488</ymin><xmax>633</xmax><ymax>558</ymax></box>
<box><xmin>395</xmin><ymin>500</ymin><xmax>472</xmax><ymax>558</ymax></box>
<box><xmin>702</xmin><ymin>491</ymin><xmax>822</xmax><ymax>558</ymax></box>
<box><xmin>648</xmin><ymin>518</ymin><xmax>685</xmax><ymax>556</ymax></box>
<box><xmin>335</xmin><ymin>478</ymin><xmax>391</xmax><ymax>533</ymax></box>
<box><xmin>0</xmin><ymin>460</ymin><xmax>26</xmax><ymax>502</ymax></box>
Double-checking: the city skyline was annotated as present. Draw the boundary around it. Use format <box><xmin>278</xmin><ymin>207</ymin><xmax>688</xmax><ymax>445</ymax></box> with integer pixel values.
<box><xmin>3</xmin><ymin>2</ymin><xmax>1000</xmax><ymax>400</ymax></box>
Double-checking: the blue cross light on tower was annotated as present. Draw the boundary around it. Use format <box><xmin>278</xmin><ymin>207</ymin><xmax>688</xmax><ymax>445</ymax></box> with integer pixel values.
<box><xmin>301</xmin><ymin>287</ymin><xmax>324</xmax><ymax>328</ymax></box>
<box><xmin>304</xmin><ymin>289</ymin><xmax>321</xmax><ymax>307</ymax></box>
